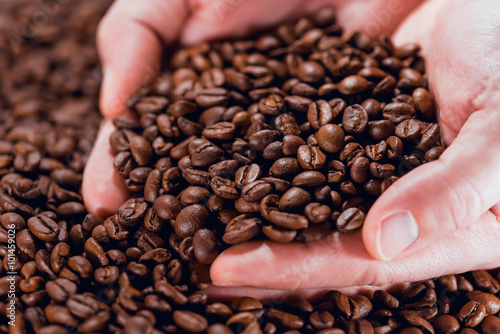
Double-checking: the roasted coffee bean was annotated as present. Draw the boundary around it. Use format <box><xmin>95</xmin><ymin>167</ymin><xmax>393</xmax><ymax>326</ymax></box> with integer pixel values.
<box><xmin>458</xmin><ymin>301</ymin><xmax>487</xmax><ymax>328</ymax></box>
<box><xmin>262</xmin><ymin>224</ymin><xmax>297</xmax><ymax>243</ymax></box>
<box><xmin>183</xmin><ymin>168</ymin><xmax>210</xmax><ymax>185</ymax></box>
<box><xmin>269</xmin><ymin>210</ymin><xmax>308</xmax><ymax>230</ymax></box>
<box><xmin>369</xmin><ymin>120</ymin><xmax>395</xmax><ymax>140</ymax></box>
<box><xmin>383</xmin><ymin>102</ymin><xmax>416</xmax><ymax>123</ymax></box>
<box><xmin>282</xmin><ymin>135</ymin><xmax>306</xmax><ymax>156</ymax></box>
<box><xmin>338</xmin><ymin>75</ymin><xmax>369</xmax><ymax>95</ymax></box>
<box><xmin>269</xmin><ymin>158</ymin><xmax>300</xmax><ymax>177</ymax></box>
<box><xmin>298</xmin><ymin>61</ymin><xmax>325</xmax><ymax>83</ymax></box>
<box><xmin>279</xmin><ymin>187</ymin><xmax>312</xmax><ymax>211</ymax></box>
<box><xmin>223</xmin><ymin>215</ymin><xmax>261</xmax><ymax>245</ymax></box>
<box><xmin>396</xmin><ymin>119</ymin><xmax>421</xmax><ymax>141</ymax></box>
<box><xmin>275</xmin><ymin>114</ymin><xmax>301</xmax><ymax>136</ymax></box>
<box><xmin>203</xmin><ymin>122</ymin><xmax>236</xmax><ymax>140</ymax></box>
<box><xmin>173</xmin><ymin>310</ymin><xmax>208</xmax><ymax>333</ymax></box>
<box><xmin>343</xmin><ymin>105</ymin><xmax>369</xmax><ymax>135</ymax></box>
<box><xmin>193</xmin><ymin>229</ymin><xmax>218</xmax><ymax>265</ymax></box>
<box><xmin>350</xmin><ymin>157</ymin><xmax>370</xmax><ymax>183</ymax></box>
<box><xmin>296</xmin><ymin>144</ymin><xmax>326</xmax><ymax>170</ymax></box>
<box><xmin>337</xmin><ymin>208</ymin><xmax>365</xmax><ymax>233</ymax></box>
<box><xmin>28</xmin><ymin>215</ymin><xmax>59</xmax><ymax>242</ymax></box>
<box><xmin>417</xmin><ymin>123</ymin><xmax>440</xmax><ymax>151</ymax></box>
<box><xmin>365</xmin><ymin>140</ymin><xmax>387</xmax><ymax>161</ymax></box>
<box><xmin>211</xmin><ymin>176</ymin><xmax>239</xmax><ymax>199</ymax></box>
<box><xmin>257</xmin><ymin>94</ymin><xmax>285</xmax><ymax>116</ymax></box>
<box><xmin>172</xmin><ymin>205</ymin><xmax>209</xmax><ymax>238</ymax></box>
<box><xmin>425</xmin><ymin>146</ymin><xmax>444</xmax><ymax>162</ymax></box>
<box><xmin>413</xmin><ymin>88</ymin><xmax>436</xmax><ymax>119</ymax></box>
<box><xmin>180</xmin><ymin>186</ymin><xmax>211</xmax><ymax>204</ymax></box>
<box><xmin>234</xmin><ymin>164</ymin><xmax>261</xmax><ymax>189</ymax></box>
<box><xmin>249</xmin><ymin>130</ymin><xmax>282</xmax><ymax>151</ymax></box>
<box><xmin>316</xmin><ymin>124</ymin><xmax>345</xmax><ymax>153</ymax></box>
<box><xmin>241</xmin><ymin>180</ymin><xmax>272</xmax><ymax>203</ymax></box>
<box><xmin>191</xmin><ymin>142</ymin><xmax>224</xmax><ymax>167</ymax></box>
<box><xmin>481</xmin><ymin>315</ymin><xmax>500</xmax><ymax>334</ymax></box>
<box><xmin>308</xmin><ymin>100</ymin><xmax>334</xmax><ymax>130</ymax></box>
<box><xmin>153</xmin><ymin>195</ymin><xmax>181</xmax><ymax>220</ymax></box>
<box><xmin>292</xmin><ymin>171</ymin><xmax>327</xmax><ymax>187</ymax></box>
<box><xmin>304</xmin><ymin>203</ymin><xmax>331</xmax><ymax>224</ymax></box>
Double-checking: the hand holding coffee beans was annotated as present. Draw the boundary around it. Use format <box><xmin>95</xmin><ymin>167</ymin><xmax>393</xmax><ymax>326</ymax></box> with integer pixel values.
<box><xmin>84</xmin><ymin>0</ymin><xmax>500</xmax><ymax>292</ymax></box>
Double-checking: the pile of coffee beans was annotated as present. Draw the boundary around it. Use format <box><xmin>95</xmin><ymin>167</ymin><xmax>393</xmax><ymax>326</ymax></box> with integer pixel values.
<box><xmin>3</xmin><ymin>1</ymin><xmax>500</xmax><ymax>334</ymax></box>
<box><xmin>110</xmin><ymin>7</ymin><xmax>442</xmax><ymax>256</ymax></box>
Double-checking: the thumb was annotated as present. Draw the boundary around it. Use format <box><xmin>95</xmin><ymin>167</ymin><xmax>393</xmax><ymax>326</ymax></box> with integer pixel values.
<box><xmin>363</xmin><ymin>108</ymin><xmax>500</xmax><ymax>261</ymax></box>
<box><xmin>83</xmin><ymin>120</ymin><xmax>130</xmax><ymax>217</ymax></box>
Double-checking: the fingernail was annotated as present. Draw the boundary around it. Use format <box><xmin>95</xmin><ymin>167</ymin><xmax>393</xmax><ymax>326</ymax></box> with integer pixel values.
<box><xmin>378</xmin><ymin>211</ymin><xmax>419</xmax><ymax>260</ymax></box>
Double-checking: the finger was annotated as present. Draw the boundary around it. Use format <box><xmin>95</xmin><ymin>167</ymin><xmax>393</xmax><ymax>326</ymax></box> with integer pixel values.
<box><xmin>362</xmin><ymin>107</ymin><xmax>500</xmax><ymax>261</ymax></box>
<box><xmin>211</xmin><ymin>210</ymin><xmax>500</xmax><ymax>289</ymax></box>
<box><xmin>181</xmin><ymin>0</ymin><xmax>423</xmax><ymax>45</ymax></box>
<box><xmin>97</xmin><ymin>0</ymin><xmax>188</xmax><ymax>118</ymax></box>
<box><xmin>83</xmin><ymin>120</ymin><xmax>130</xmax><ymax>217</ymax></box>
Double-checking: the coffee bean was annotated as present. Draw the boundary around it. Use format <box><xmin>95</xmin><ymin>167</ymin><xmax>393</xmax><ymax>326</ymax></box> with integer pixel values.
<box><xmin>193</xmin><ymin>229</ymin><xmax>218</xmax><ymax>265</ymax></box>
<box><xmin>249</xmin><ymin>130</ymin><xmax>281</xmax><ymax>151</ymax></box>
<box><xmin>308</xmin><ymin>100</ymin><xmax>334</xmax><ymax>130</ymax></box>
<box><xmin>258</xmin><ymin>94</ymin><xmax>285</xmax><ymax>116</ymax></box>
<box><xmin>241</xmin><ymin>180</ymin><xmax>272</xmax><ymax>203</ymax></box>
<box><xmin>481</xmin><ymin>315</ymin><xmax>500</xmax><ymax>334</ymax></box>
<box><xmin>370</xmin><ymin>162</ymin><xmax>396</xmax><ymax>178</ymax></box>
<box><xmin>191</xmin><ymin>142</ymin><xmax>224</xmax><ymax>167</ymax></box>
<box><xmin>338</xmin><ymin>75</ymin><xmax>369</xmax><ymax>95</ymax></box>
<box><xmin>298</xmin><ymin>61</ymin><xmax>325</xmax><ymax>83</ymax></box>
<box><xmin>425</xmin><ymin>146</ymin><xmax>444</xmax><ymax>162</ymax></box>
<box><xmin>172</xmin><ymin>205</ymin><xmax>208</xmax><ymax>238</ymax></box>
<box><xmin>417</xmin><ymin>123</ymin><xmax>440</xmax><ymax>151</ymax></box>
<box><xmin>458</xmin><ymin>301</ymin><xmax>487</xmax><ymax>328</ymax></box>
<box><xmin>396</xmin><ymin>119</ymin><xmax>421</xmax><ymax>141</ymax></box>
<box><xmin>269</xmin><ymin>157</ymin><xmax>300</xmax><ymax>177</ymax></box>
<box><xmin>369</xmin><ymin>120</ymin><xmax>395</xmax><ymax>140</ymax></box>
<box><xmin>350</xmin><ymin>157</ymin><xmax>370</xmax><ymax>183</ymax></box>
<box><xmin>173</xmin><ymin>310</ymin><xmax>208</xmax><ymax>333</ymax></box>
<box><xmin>292</xmin><ymin>171</ymin><xmax>327</xmax><ymax>187</ymax></box>
<box><xmin>365</xmin><ymin>140</ymin><xmax>387</xmax><ymax>161</ymax></box>
<box><xmin>234</xmin><ymin>164</ymin><xmax>261</xmax><ymax>189</ymax></box>
<box><xmin>28</xmin><ymin>215</ymin><xmax>59</xmax><ymax>242</ymax></box>
<box><xmin>412</xmin><ymin>88</ymin><xmax>436</xmax><ymax>119</ymax></box>
<box><xmin>337</xmin><ymin>208</ymin><xmax>365</xmax><ymax>233</ymax></box>
<box><xmin>153</xmin><ymin>195</ymin><xmax>181</xmax><ymax>220</ymax></box>
<box><xmin>317</xmin><ymin>124</ymin><xmax>345</xmax><ymax>153</ymax></box>
<box><xmin>279</xmin><ymin>187</ymin><xmax>312</xmax><ymax>211</ymax></box>
<box><xmin>269</xmin><ymin>210</ymin><xmax>308</xmax><ymax>230</ymax></box>
<box><xmin>343</xmin><ymin>105</ymin><xmax>369</xmax><ymax>135</ymax></box>
<box><xmin>211</xmin><ymin>176</ymin><xmax>239</xmax><ymax>199</ymax></box>
<box><xmin>262</xmin><ymin>224</ymin><xmax>297</xmax><ymax>243</ymax></box>
<box><xmin>202</xmin><ymin>122</ymin><xmax>236</xmax><ymax>140</ymax></box>
<box><xmin>383</xmin><ymin>102</ymin><xmax>416</xmax><ymax>123</ymax></box>
<box><xmin>221</xmin><ymin>214</ymin><xmax>261</xmax><ymax>244</ymax></box>
<box><xmin>297</xmin><ymin>145</ymin><xmax>327</xmax><ymax>170</ymax></box>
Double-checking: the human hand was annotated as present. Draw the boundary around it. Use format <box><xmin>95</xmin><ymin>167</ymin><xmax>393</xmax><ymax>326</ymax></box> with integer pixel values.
<box><xmin>210</xmin><ymin>0</ymin><xmax>500</xmax><ymax>290</ymax></box>
<box><xmin>83</xmin><ymin>0</ymin><xmax>423</xmax><ymax>216</ymax></box>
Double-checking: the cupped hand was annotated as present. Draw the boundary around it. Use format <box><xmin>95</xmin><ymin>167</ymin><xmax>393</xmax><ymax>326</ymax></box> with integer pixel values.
<box><xmin>80</xmin><ymin>0</ymin><xmax>500</xmax><ymax>295</ymax></box>
<box><xmin>83</xmin><ymin>0</ymin><xmax>422</xmax><ymax>216</ymax></box>
<box><xmin>211</xmin><ymin>0</ymin><xmax>500</xmax><ymax>290</ymax></box>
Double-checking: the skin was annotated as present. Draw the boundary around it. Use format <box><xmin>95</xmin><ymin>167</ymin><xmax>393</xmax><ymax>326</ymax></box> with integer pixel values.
<box><xmin>83</xmin><ymin>0</ymin><xmax>500</xmax><ymax>296</ymax></box>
